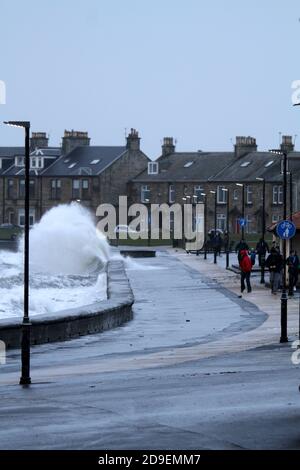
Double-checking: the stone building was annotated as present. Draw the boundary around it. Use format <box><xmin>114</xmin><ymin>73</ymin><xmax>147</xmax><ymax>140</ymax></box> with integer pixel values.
<box><xmin>0</xmin><ymin>129</ymin><xmax>149</xmax><ymax>225</ymax></box>
<box><xmin>129</xmin><ymin>135</ymin><xmax>299</xmax><ymax>237</ymax></box>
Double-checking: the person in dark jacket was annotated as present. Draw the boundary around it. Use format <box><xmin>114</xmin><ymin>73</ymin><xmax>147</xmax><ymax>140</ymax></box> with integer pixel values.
<box><xmin>239</xmin><ymin>249</ymin><xmax>252</xmax><ymax>293</ymax></box>
<box><xmin>265</xmin><ymin>248</ymin><xmax>283</xmax><ymax>294</ymax></box>
<box><xmin>286</xmin><ymin>250</ymin><xmax>300</xmax><ymax>296</ymax></box>
<box><xmin>256</xmin><ymin>238</ymin><xmax>269</xmax><ymax>267</ymax></box>
<box><xmin>215</xmin><ymin>232</ymin><xmax>223</xmax><ymax>256</ymax></box>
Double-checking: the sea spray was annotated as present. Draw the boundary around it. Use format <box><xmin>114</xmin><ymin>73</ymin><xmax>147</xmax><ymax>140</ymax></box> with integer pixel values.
<box><xmin>0</xmin><ymin>203</ymin><xmax>110</xmax><ymax>318</ymax></box>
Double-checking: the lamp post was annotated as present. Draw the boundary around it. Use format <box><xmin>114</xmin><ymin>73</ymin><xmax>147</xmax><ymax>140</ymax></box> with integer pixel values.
<box><xmin>289</xmin><ymin>172</ymin><xmax>293</xmax><ymax>251</ymax></box>
<box><xmin>222</xmin><ymin>188</ymin><xmax>230</xmax><ymax>269</ymax></box>
<box><xmin>270</xmin><ymin>149</ymin><xmax>288</xmax><ymax>343</ymax></box>
<box><xmin>236</xmin><ymin>183</ymin><xmax>245</xmax><ymax>239</ymax></box>
<box><xmin>4</xmin><ymin>121</ymin><xmax>31</xmax><ymax>385</ymax></box>
<box><xmin>256</xmin><ymin>177</ymin><xmax>266</xmax><ymax>284</ymax></box>
<box><xmin>201</xmin><ymin>193</ymin><xmax>207</xmax><ymax>260</ymax></box>
<box><xmin>210</xmin><ymin>190</ymin><xmax>217</xmax><ymax>264</ymax></box>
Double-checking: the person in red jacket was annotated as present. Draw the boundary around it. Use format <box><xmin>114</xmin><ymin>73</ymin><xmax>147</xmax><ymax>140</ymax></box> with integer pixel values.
<box><xmin>239</xmin><ymin>249</ymin><xmax>252</xmax><ymax>293</ymax></box>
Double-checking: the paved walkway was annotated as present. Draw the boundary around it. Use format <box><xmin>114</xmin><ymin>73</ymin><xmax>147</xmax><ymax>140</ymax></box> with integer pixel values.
<box><xmin>170</xmin><ymin>249</ymin><xmax>299</xmax><ymax>349</ymax></box>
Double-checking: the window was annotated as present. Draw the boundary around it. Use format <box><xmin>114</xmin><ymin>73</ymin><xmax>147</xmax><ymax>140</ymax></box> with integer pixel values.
<box><xmin>72</xmin><ymin>179</ymin><xmax>80</xmax><ymax>199</ymax></box>
<box><xmin>148</xmin><ymin>162</ymin><xmax>159</xmax><ymax>174</ymax></box>
<box><xmin>217</xmin><ymin>186</ymin><xmax>227</xmax><ymax>204</ymax></box>
<box><xmin>141</xmin><ymin>185</ymin><xmax>150</xmax><ymax>203</ymax></box>
<box><xmin>19</xmin><ymin>179</ymin><xmax>25</xmax><ymax>198</ymax></box>
<box><xmin>184</xmin><ymin>161</ymin><xmax>194</xmax><ymax>168</ymax></box>
<box><xmin>245</xmin><ymin>215</ymin><xmax>253</xmax><ymax>234</ymax></box>
<box><xmin>265</xmin><ymin>160</ymin><xmax>274</xmax><ymax>167</ymax></box>
<box><xmin>82</xmin><ymin>179</ymin><xmax>89</xmax><ymax>199</ymax></box>
<box><xmin>7</xmin><ymin>179</ymin><xmax>14</xmax><ymax>199</ymax></box>
<box><xmin>246</xmin><ymin>185</ymin><xmax>253</xmax><ymax>204</ymax></box>
<box><xmin>18</xmin><ymin>208</ymin><xmax>35</xmax><ymax>227</ymax></box>
<box><xmin>30</xmin><ymin>157</ymin><xmax>43</xmax><ymax>169</ymax></box>
<box><xmin>233</xmin><ymin>189</ymin><xmax>239</xmax><ymax>201</ymax></box>
<box><xmin>194</xmin><ymin>185</ymin><xmax>204</xmax><ymax>203</ymax></box>
<box><xmin>217</xmin><ymin>214</ymin><xmax>226</xmax><ymax>232</ymax></box>
<box><xmin>240</xmin><ymin>161</ymin><xmax>251</xmax><ymax>167</ymax></box>
<box><xmin>15</xmin><ymin>156</ymin><xmax>25</xmax><ymax>167</ymax></box>
<box><xmin>29</xmin><ymin>179</ymin><xmax>35</xmax><ymax>198</ymax></box>
<box><xmin>19</xmin><ymin>179</ymin><xmax>35</xmax><ymax>198</ymax></box>
<box><xmin>169</xmin><ymin>184</ymin><xmax>175</xmax><ymax>203</ymax></box>
<box><xmin>272</xmin><ymin>214</ymin><xmax>281</xmax><ymax>224</ymax></box>
<box><xmin>51</xmin><ymin>179</ymin><xmax>61</xmax><ymax>199</ymax></box>
<box><xmin>90</xmin><ymin>159</ymin><xmax>100</xmax><ymax>165</ymax></box>
<box><xmin>273</xmin><ymin>185</ymin><xmax>283</xmax><ymax>205</ymax></box>
<box><xmin>68</xmin><ymin>163</ymin><xmax>77</xmax><ymax>169</ymax></box>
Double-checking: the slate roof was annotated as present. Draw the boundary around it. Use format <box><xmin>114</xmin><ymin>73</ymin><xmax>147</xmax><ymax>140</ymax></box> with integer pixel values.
<box><xmin>42</xmin><ymin>146</ymin><xmax>127</xmax><ymax>176</ymax></box>
<box><xmin>133</xmin><ymin>150</ymin><xmax>300</xmax><ymax>184</ymax></box>
<box><xmin>2</xmin><ymin>147</ymin><xmax>62</xmax><ymax>176</ymax></box>
<box><xmin>132</xmin><ymin>152</ymin><xmax>235</xmax><ymax>182</ymax></box>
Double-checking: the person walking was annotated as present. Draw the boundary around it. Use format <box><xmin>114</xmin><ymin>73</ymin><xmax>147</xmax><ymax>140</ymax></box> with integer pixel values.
<box><xmin>216</xmin><ymin>232</ymin><xmax>223</xmax><ymax>256</ymax></box>
<box><xmin>286</xmin><ymin>250</ymin><xmax>300</xmax><ymax>296</ymax></box>
<box><xmin>256</xmin><ymin>238</ymin><xmax>269</xmax><ymax>267</ymax></box>
<box><xmin>265</xmin><ymin>247</ymin><xmax>283</xmax><ymax>295</ymax></box>
<box><xmin>239</xmin><ymin>249</ymin><xmax>252</xmax><ymax>294</ymax></box>
<box><xmin>235</xmin><ymin>239</ymin><xmax>249</xmax><ymax>263</ymax></box>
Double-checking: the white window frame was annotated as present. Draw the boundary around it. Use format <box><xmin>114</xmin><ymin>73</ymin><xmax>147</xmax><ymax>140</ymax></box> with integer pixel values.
<box><xmin>217</xmin><ymin>186</ymin><xmax>227</xmax><ymax>204</ymax></box>
<box><xmin>217</xmin><ymin>213</ymin><xmax>226</xmax><ymax>231</ymax></box>
<box><xmin>148</xmin><ymin>162</ymin><xmax>159</xmax><ymax>175</ymax></box>
<box><xmin>273</xmin><ymin>185</ymin><xmax>283</xmax><ymax>205</ymax></box>
<box><xmin>141</xmin><ymin>185</ymin><xmax>150</xmax><ymax>203</ymax></box>
<box><xmin>246</xmin><ymin>185</ymin><xmax>253</xmax><ymax>204</ymax></box>
<box><xmin>194</xmin><ymin>185</ymin><xmax>204</xmax><ymax>203</ymax></box>
<box><xmin>169</xmin><ymin>184</ymin><xmax>175</xmax><ymax>203</ymax></box>
<box><xmin>15</xmin><ymin>156</ymin><xmax>25</xmax><ymax>167</ymax></box>
<box><xmin>18</xmin><ymin>208</ymin><xmax>35</xmax><ymax>227</ymax></box>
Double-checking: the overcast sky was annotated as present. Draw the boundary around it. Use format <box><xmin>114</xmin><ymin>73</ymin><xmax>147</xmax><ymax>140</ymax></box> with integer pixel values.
<box><xmin>0</xmin><ymin>0</ymin><xmax>300</xmax><ymax>158</ymax></box>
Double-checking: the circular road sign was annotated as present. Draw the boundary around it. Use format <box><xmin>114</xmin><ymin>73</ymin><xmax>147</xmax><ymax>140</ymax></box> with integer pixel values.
<box><xmin>276</xmin><ymin>220</ymin><xmax>296</xmax><ymax>240</ymax></box>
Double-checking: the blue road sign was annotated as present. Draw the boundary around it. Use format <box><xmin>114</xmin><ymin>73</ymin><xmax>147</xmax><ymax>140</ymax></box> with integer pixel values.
<box><xmin>238</xmin><ymin>218</ymin><xmax>247</xmax><ymax>227</ymax></box>
<box><xmin>276</xmin><ymin>220</ymin><xmax>296</xmax><ymax>240</ymax></box>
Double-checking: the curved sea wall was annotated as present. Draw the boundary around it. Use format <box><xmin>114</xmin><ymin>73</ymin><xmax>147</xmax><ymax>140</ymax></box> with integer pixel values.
<box><xmin>0</xmin><ymin>260</ymin><xmax>133</xmax><ymax>350</ymax></box>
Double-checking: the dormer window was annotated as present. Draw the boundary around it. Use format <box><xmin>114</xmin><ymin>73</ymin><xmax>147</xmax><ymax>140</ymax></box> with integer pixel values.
<box><xmin>148</xmin><ymin>162</ymin><xmax>159</xmax><ymax>175</ymax></box>
<box><xmin>30</xmin><ymin>156</ymin><xmax>44</xmax><ymax>169</ymax></box>
<box><xmin>15</xmin><ymin>156</ymin><xmax>25</xmax><ymax>167</ymax></box>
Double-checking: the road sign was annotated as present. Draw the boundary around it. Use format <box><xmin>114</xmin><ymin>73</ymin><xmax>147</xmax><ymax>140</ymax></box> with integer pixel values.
<box><xmin>238</xmin><ymin>218</ymin><xmax>247</xmax><ymax>227</ymax></box>
<box><xmin>276</xmin><ymin>220</ymin><xmax>296</xmax><ymax>240</ymax></box>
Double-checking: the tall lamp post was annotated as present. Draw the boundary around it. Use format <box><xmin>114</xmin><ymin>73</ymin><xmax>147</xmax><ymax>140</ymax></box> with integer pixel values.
<box><xmin>4</xmin><ymin>121</ymin><xmax>31</xmax><ymax>385</ymax></box>
<box><xmin>221</xmin><ymin>188</ymin><xmax>230</xmax><ymax>269</ymax></box>
<box><xmin>201</xmin><ymin>193</ymin><xmax>207</xmax><ymax>260</ymax></box>
<box><xmin>210</xmin><ymin>190</ymin><xmax>217</xmax><ymax>264</ymax></box>
<box><xmin>289</xmin><ymin>171</ymin><xmax>293</xmax><ymax>250</ymax></box>
<box><xmin>270</xmin><ymin>149</ymin><xmax>288</xmax><ymax>343</ymax></box>
<box><xmin>236</xmin><ymin>183</ymin><xmax>245</xmax><ymax>239</ymax></box>
<box><xmin>256</xmin><ymin>177</ymin><xmax>266</xmax><ymax>284</ymax></box>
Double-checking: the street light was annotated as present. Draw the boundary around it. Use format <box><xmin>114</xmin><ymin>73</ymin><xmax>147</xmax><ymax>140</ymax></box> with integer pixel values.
<box><xmin>222</xmin><ymin>188</ymin><xmax>230</xmax><ymax>269</ymax></box>
<box><xmin>4</xmin><ymin>121</ymin><xmax>31</xmax><ymax>385</ymax></box>
<box><xmin>270</xmin><ymin>149</ymin><xmax>288</xmax><ymax>343</ymax></box>
<box><xmin>210</xmin><ymin>190</ymin><xmax>217</xmax><ymax>264</ymax></box>
<box><xmin>201</xmin><ymin>193</ymin><xmax>207</xmax><ymax>260</ymax></box>
<box><xmin>236</xmin><ymin>183</ymin><xmax>245</xmax><ymax>239</ymax></box>
<box><xmin>256</xmin><ymin>177</ymin><xmax>266</xmax><ymax>284</ymax></box>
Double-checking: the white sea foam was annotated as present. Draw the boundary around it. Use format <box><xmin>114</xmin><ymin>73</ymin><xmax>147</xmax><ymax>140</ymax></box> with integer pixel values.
<box><xmin>0</xmin><ymin>203</ymin><xmax>110</xmax><ymax>319</ymax></box>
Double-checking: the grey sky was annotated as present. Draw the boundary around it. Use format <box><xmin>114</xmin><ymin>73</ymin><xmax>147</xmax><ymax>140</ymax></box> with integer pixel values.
<box><xmin>0</xmin><ymin>0</ymin><xmax>300</xmax><ymax>158</ymax></box>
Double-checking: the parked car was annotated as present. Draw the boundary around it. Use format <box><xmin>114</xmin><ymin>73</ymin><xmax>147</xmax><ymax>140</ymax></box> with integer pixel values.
<box><xmin>0</xmin><ymin>224</ymin><xmax>23</xmax><ymax>241</ymax></box>
<box><xmin>114</xmin><ymin>224</ymin><xmax>138</xmax><ymax>235</ymax></box>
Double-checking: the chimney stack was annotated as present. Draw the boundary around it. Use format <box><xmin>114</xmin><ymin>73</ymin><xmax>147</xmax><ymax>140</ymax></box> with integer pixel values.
<box><xmin>62</xmin><ymin>130</ymin><xmax>90</xmax><ymax>155</ymax></box>
<box><xmin>280</xmin><ymin>135</ymin><xmax>294</xmax><ymax>154</ymax></box>
<box><xmin>30</xmin><ymin>132</ymin><xmax>49</xmax><ymax>151</ymax></box>
<box><xmin>162</xmin><ymin>137</ymin><xmax>175</xmax><ymax>156</ymax></box>
<box><xmin>126</xmin><ymin>128</ymin><xmax>140</xmax><ymax>151</ymax></box>
<box><xmin>234</xmin><ymin>136</ymin><xmax>257</xmax><ymax>159</ymax></box>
